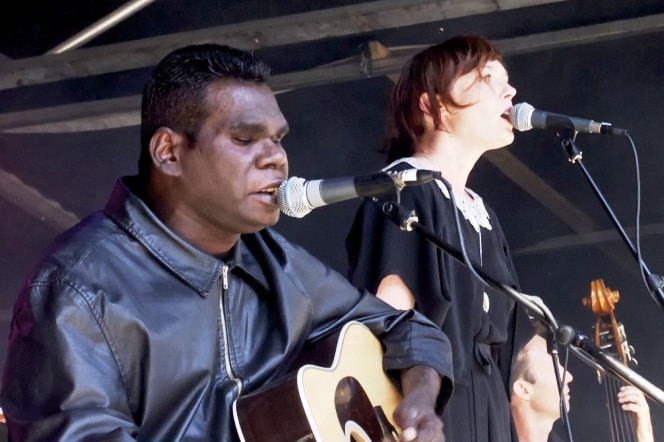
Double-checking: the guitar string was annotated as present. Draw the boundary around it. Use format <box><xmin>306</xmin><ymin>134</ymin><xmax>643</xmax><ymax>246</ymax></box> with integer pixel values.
<box><xmin>605</xmin><ymin>375</ymin><xmax>637</xmax><ymax>442</ymax></box>
<box><xmin>614</xmin><ymin>377</ymin><xmax>636</xmax><ymax>442</ymax></box>
<box><xmin>614</xmin><ymin>378</ymin><xmax>624</xmax><ymax>442</ymax></box>
<box><xmin>607</xmin><ymin>374</ymin><xmax>624</xmax><ymax>441</ymax></box>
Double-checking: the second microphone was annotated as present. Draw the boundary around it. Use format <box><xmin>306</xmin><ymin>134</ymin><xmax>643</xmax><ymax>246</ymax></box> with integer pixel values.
<box><xmin>277</xmin><ymin>169</ymin><xmax>442</xmax><ymax>218</ymax></box>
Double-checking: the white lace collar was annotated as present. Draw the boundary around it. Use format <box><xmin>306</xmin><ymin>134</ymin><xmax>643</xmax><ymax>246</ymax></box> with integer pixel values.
<box><xmin>383</xmin><ymin>157</ymin><xmax>492</xmax><ymax>233</ymax></box>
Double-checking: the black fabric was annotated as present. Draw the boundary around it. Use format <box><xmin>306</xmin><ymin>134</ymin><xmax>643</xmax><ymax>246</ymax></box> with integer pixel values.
<box><xmin>1</xmin><ymin>176</ymin><xmax>454</xmax><ymax>442</ymax></box>
<box><xmin>346</xmin><ymin>160</ymin><xmax>535</xmax><ymax>442</ymax></box>
<box><xmin>548</xmin><ymin>430</ymin><xmax>567</xmax><ymax>442</ymax></box>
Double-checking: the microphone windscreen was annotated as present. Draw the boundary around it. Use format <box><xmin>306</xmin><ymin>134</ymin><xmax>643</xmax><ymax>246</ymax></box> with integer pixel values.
<box><xmin>509</xmin><ymin>102</ymin><xmax>535</xmax><ymax>132</ymax></box>
<box><xmin>277</xmin><ymin>177</ymin><xmax>312</xmax><ymax>218</ymax></box>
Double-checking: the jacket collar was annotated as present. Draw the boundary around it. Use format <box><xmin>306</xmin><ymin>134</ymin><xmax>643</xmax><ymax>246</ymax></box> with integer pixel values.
<box><xmin>231</xmin><ymin>235</ymin><xmax>270</xmax><ymax>292</ymax></box>
<box><xmin>104</xmin><ymin>177</ymin><xmax>223</xmax><ymax>298</ymax></box>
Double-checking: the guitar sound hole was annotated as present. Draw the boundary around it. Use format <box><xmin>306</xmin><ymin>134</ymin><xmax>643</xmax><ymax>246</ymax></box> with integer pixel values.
<box><xmin>334</xmin><ymin>376</ymin><xmax>397</xmax><ymax>441</ymax></box>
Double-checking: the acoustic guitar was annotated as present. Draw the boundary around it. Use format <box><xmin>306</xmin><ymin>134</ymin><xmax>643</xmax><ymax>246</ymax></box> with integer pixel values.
<box><xmin>233</xmin><ymin>321</ymin><xmax>403</xmax><ymax>442</ymax></box>
<box><xmin>582</xmin><ymin>279</ymin><xmax>638</xmax><ymax>442</ymax></box>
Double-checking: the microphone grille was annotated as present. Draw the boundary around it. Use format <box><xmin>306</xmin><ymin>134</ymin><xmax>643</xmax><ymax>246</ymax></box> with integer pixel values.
<box><xmin>276</xmin><ymin>177</ymin><xmax>312</xmax><ymax>218</ymax></box>
<box><xmin>509</xmin><ymin>102</ymin><xmax>535</xmax><ymax>132</ymax></box>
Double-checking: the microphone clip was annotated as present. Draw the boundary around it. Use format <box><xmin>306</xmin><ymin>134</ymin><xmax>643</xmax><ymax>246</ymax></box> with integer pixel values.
<box><xmin>375</xmin><ymin>198</ymin><xmax>419</xmax><ymax>231</ymax></box>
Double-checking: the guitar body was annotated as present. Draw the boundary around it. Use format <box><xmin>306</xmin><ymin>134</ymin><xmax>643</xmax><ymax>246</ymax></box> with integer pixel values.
<box><xmin>233</xmin><ymin>321</ymin><xmax>403</xmax><ymax>442</ymax></box>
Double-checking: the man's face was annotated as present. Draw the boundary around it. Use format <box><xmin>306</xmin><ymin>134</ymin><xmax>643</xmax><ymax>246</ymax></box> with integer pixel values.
<box><xmin>176</xmin><ymin>80</ymin><xmax>289</xmax><ymax>238</ymax></box>
<box><xmin>523</xmin><ymin>335</ymin><xmax>574</xmax><ymax>419</ymax></box>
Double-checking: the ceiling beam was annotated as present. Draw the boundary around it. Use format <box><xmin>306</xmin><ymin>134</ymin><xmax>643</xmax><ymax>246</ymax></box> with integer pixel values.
<box><xmin>484</xmin><ymin>150</ymin><xmax>596</xmax><ymax>234</ymax></box>
<box><xmin>2</xmin><ymin>13</ymin><xmax>662</xmax><ymax>134</ymax></box>
<box><xmin>496</xmin><ymin>11</ymin><xmax>664</xmax><ymax>54</ymax></box>
<box><xmin>513</xmin><ymin>222</ymin><xmax>664</xmax><ymax>256</ymax></box>
<box><xmin>485</xmin><ymin>150</ymin><xmax>641</xmax><ymax>279</ymax></box>
<box><xmin>0</xmin><ymin>167</ymin><xmax>80</xmax><ymax>231</ymax></box>
<box><xmin>0</xmin><ymin>0</ymin><xmax>564</xmax><ymax>91</ymax></box>
<box><xmin>0</xmin><ymin>96</ymin><xmax>142</xmax><ymax>133</ymax></box>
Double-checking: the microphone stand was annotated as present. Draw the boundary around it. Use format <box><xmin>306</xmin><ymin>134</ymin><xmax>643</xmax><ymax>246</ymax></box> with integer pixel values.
<box><xmin>374</xmin><ymin>198</ymin><xmax>664</xmax><ymax>409</ymax></box>
<box><xmin>537</xmin><ymin>325</ymin><xmax>574</xmax><ymax>441</ymax></box>
<box><xmin>552</xmin><ymin>123</ymin><xmax>664</xmax><ymax>312</ymax></box>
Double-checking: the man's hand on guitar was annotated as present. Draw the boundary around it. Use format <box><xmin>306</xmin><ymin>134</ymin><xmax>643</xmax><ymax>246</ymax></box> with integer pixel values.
<box><xmin>395</xmin><ymin>365</ymin><xmax>445</xmax><ymax>441</ymax></box>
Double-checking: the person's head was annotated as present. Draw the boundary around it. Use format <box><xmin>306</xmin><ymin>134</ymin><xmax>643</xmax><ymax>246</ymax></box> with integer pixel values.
<box><xmin>386</xmin><ymin>35</ymin><xmax>516</xmax><ymax>162</ymax></box>
<box><xmin>512</xmin><ymin>335</ymin><xmax>574</xmax><ymax>421</ymax></box>
<box><xmin>139</xmin><ymin>44</ymin><xmax>273</xmax><ymax>182</ymax></box>
<box><xmin>139</xmin><ymin>44</ymin><xmax>289</xmax><ymax>251</ymax></box>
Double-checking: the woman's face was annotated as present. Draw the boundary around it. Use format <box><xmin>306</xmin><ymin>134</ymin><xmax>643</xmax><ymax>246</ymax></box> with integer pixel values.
<box><xmin>442</xmin><ymin>59</ymin><xmax>517</xmax><ymax>151</ymax></box>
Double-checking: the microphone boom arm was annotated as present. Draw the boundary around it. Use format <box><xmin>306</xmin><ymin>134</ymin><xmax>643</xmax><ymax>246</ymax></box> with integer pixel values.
<box><xmin>375</xmin><ymin>197</ymin><xmax>664</xmax><ymax>407</ymax></box>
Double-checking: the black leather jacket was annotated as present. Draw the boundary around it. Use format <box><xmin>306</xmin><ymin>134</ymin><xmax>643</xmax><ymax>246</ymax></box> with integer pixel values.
<box><xmin>1</xmin><ymin>177</ymin><xmax>453</xmax><ymax>441</ymax></box>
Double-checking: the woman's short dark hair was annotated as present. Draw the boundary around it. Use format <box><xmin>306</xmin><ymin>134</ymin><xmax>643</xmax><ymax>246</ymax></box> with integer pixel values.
<box><xmin>386</xmin><ymin>35</ymin><xmax>504</xmax><ymax>162</ymax></box>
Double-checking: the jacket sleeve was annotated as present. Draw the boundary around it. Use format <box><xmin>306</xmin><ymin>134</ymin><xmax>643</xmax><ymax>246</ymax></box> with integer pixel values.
<box><xmin>1</xmin><ymin>281</ymin><xmax>139</xmax><ymax>441</ymax></box>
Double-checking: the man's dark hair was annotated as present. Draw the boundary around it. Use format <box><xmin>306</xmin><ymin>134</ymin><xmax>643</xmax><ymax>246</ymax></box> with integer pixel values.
<box><xmin>512</xmin><ymin>343</ymin><xmax>537</xmax><ymax>385</ymax></box>
<box><xmin>138</xmin><ymin>44</ymin><xmax>271</xmax><ymax>181</ymax></box>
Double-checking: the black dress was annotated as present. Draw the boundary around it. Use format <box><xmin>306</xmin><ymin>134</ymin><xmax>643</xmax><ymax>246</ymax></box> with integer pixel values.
<box><xmin>346</xmin><ymin>158</ymin><xmax>533</xmax><ymax>442</ymax></box>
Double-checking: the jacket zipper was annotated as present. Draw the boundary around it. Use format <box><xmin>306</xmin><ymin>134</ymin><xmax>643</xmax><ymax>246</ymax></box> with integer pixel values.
<box><xmin>220</xmin><ymin>263</ymin><xmax>243</xmax><ymax>397</ymax></box>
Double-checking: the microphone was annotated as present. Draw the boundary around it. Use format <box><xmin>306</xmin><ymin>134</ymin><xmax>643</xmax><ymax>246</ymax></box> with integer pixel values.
<box><xmin>509</xmin><ymin>102</ymin><xmax>628</xmax><ymax>136</ymax></box>
<box><xmin>277</xmin><ymin>169</ymin><xmax>441</xmax><ymax>218</ymax></box>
